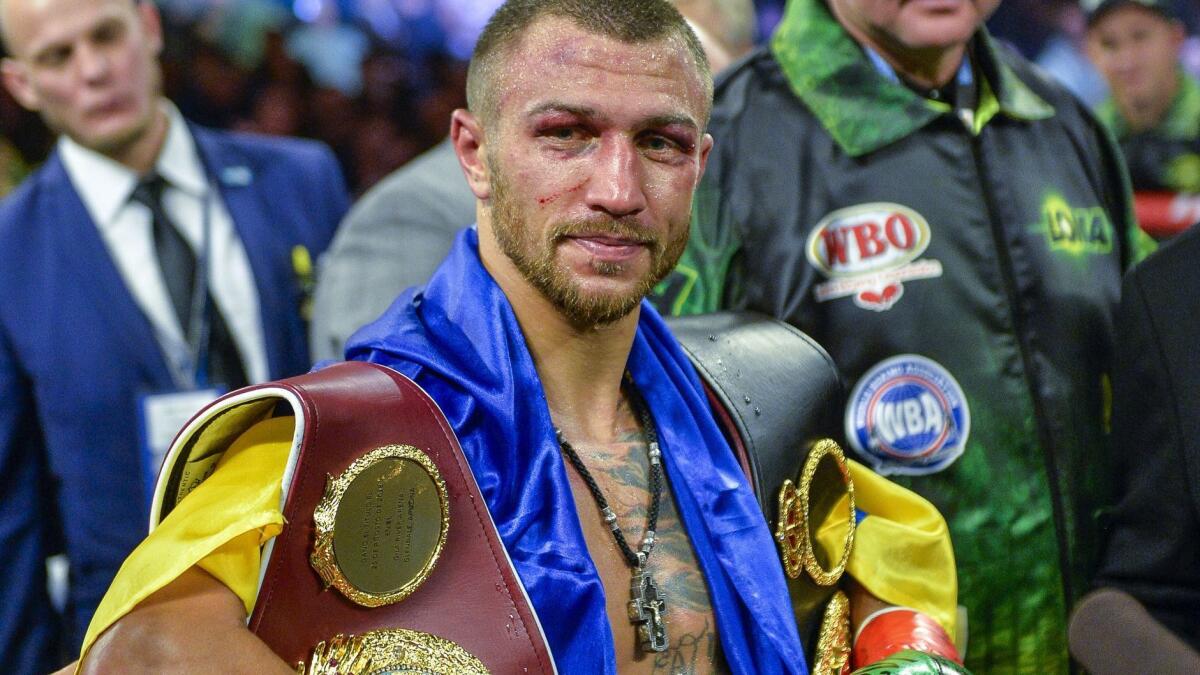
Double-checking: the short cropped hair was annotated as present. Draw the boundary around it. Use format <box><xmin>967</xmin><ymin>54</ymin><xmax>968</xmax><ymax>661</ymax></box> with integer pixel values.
<box><xmin>466</xmin><ymin>0</ymin><xmax>712</xmax><ymax>130</ymax></box>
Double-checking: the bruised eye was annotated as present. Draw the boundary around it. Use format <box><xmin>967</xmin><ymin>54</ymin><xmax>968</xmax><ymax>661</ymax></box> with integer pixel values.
<box><xmin>644</xmin><ymin>136</ymin><xmax>672</xmax><ymax>150</ymax></box>
<box><xmin>639</xmin><ymin>133</ymin><xmax>690</xmax><ymax>159</ymax></box>
<box><xmin>544</xmin><ymin>126</ymin><xmax>584</xmax><ymax>142</ymax></box>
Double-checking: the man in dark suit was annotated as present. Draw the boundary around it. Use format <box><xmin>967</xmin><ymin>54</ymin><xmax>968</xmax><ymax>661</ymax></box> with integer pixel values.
<box><xmin>1094</xmin><ymin>221</ymin><xmax>1200</xmax><ymax>650</ymax></box>
<box><xmin>0</xmin><ymin>0</ymin><xmax>348</xmax><ymax>671</ymax></box>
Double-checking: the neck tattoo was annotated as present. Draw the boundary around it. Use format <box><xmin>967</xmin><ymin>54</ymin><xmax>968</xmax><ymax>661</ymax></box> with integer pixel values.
<box><xmin>556</xmin><ymin>376</ymin><xmax>669</xmax><ymax>654</ymax></box>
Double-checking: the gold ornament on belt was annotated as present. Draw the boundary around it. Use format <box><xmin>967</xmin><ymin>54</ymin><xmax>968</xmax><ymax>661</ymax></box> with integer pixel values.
<box><xmin>774</xmin><ymin>438</ymin><xmax>857</xmax><ymax>669</ymax></box>
<box><xmin>296</xmin><ymin>628</ymin><xmax>489</xmax><ymax>674</ymax></box>
<box><xmin>774</xmin><ymin>438</ymin><xmax>856</xmax><ymax>586</ymax></box>
<box><xmin>310</xmin><ymin>445</ymin><xmax>450</xmax><ymax>608</ymax></box>
<box><xmin>812</xmin><ymin>590</ymin><xmax>852</xmax><ymax>675</ymax></box>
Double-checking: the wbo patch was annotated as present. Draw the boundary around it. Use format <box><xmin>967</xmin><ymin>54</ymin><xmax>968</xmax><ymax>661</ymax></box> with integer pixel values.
<box><xmin>806</xmin><ymin>203</ymin><xmax>943</xmax><ymax>312</ymax></box>
<box><xmin>845</xmin><ymin>355</ymin><xmax>970</xmax><ymax>476</ymax></box>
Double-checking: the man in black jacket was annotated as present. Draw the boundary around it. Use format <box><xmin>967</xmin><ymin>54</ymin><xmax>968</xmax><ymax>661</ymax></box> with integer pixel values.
<box><xmin>1095</xmin><ymin>222</ymin><xmax>1200</xmax><ymax>650</ymax></box>
<box><xmin>653</xmin><ymin>0</ymin><xmax>1155</xmax><ymax>671</ymax></box>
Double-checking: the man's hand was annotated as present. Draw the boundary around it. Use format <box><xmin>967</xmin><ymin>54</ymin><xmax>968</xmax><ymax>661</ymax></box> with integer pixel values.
<box><xmin>79</xmin><ymin>566</ymin><xmax>294</xmax><ymax>674</ymax></box>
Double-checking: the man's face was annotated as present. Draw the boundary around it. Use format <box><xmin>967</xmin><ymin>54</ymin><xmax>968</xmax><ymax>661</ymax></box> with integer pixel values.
<box><xmin>829</xmin><ymin>0</ymin><xmax>1001</xmax><ymax>54</ymax></box>
<box><xmin>1086</xmin><ymin>5</ymin><xmax>1184</xmax><ymax>115</ymax></box>
<box><xmin>476</xmin><ymin>18</ymin><xmax>712</xmax><ymax>329</ymax></box>
<box><xmin>1</xmin><ymin>0</ymin><xmax>163</xmax><ymax>155</ymax></box>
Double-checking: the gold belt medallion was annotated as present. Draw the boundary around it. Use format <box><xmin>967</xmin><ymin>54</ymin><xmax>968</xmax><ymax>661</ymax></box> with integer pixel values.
<box><xmin>297</xmin><ymin>628</ymin><xmax>489</xmax><ymax>674</ymax></box>
<box><xmin>311</xmin><ymin>445</ymin><xmax>450</xmax><ymax>607</ymax></box>
<box><xmin>774</xmin><ymin>438</ymin><xmax>856</xmax><ymax>586</ymax></box>
<box><xmin>774</xmin><ymin>439</ymin><xmax>858</xmax><ymax>670</ymax></box>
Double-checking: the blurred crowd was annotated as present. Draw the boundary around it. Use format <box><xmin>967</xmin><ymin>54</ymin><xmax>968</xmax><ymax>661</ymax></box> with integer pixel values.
<box><xmin>1</xmin><ymin>0</ymin><xmax>1192</xmax><ymax>198</ymax></box>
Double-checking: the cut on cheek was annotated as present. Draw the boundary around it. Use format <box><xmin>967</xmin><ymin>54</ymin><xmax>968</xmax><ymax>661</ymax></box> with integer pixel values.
<box><xmin>538</xmin><ymin>178</ymin><xmax>588</xmax><ymax>206</ymax></box>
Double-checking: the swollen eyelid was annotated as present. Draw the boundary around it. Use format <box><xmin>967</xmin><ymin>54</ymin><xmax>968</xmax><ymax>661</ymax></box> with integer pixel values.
<box><xmin>541</xmin><ymin>126</ymin><xmax>587</xmax><ymax>142</ymax></box>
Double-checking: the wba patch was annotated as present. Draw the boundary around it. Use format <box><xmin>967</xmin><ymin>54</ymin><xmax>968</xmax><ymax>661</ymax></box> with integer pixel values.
<box><xmin>845</xmin><ymin>355</ymin><xmax>970</xmax><ymax>476</ymax></box>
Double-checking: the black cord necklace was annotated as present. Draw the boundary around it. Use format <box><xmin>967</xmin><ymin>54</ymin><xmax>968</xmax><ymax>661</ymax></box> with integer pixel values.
<box><xmin>556</xmin><ymin>378</ymin><xmax>669</xmax><ymax>653</ymax></box>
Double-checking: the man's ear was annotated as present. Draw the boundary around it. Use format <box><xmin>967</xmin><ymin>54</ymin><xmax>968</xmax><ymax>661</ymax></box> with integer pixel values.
<box><xmin>695</xmin><ymin>132</ymin><xmax>714</xmax><ymax>184</ymax></box>
<box><xmin>1</xmin><ymin>58</ymin><xmax>40</xmax><ymax>112</ymax></box>
<box><xmin>451</xmin><ymin>108</ymin><xmax>491</xmax><ymax>201</ymax></box>
<box><xmin>1169</xmin><ymin>21</ymin><xmax>1186</xmax><ymax>51</ymax></box>
<box><xmin>137</xmin><ymin>0</ymin><xmax>165</xmax><ymax>57</ymax></box>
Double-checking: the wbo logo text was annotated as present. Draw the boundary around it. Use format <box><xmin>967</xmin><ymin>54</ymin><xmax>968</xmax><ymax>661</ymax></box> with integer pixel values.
<box><xmin>806</xmin><ymin>203</ymin><xmax>943</xmax><ymax>312</ymax></box>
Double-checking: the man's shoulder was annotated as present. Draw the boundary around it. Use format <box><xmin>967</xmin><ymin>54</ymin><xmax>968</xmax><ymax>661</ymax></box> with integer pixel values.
<box><xmin>345</xmin><ymin>139</ymin><xmax>474</xmax><ymax>231</ymax></box>
<box><xmin>0</xmin><ymin>157</ymin><xmax>66</xmax><ymax>239</ymax></box>
<box><xmin>706</xmin><ymin>46</ymin><xmax>825</xmax><ymax>165</ymax></box>
<box><xmin>712</xmin><ymin>46</ymin><xmax>810</xmax><ymax>126</ymax></box>
<box><xmin>1129</xmin><ymin>225</ymin><xmax>1200</xmax><ymax>293</ymax></box>
<box><xmin>191</xmin><ymin>125</ymin><xmax>339</xmax><ymax>173</ymax></box>
<box><xmin>990</xmin><ymin>39</ymin><xmax>1095</xmax><ymax>127</ymax></box>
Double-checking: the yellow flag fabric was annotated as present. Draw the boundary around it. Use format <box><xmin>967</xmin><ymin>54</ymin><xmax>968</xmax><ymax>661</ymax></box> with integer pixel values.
<box><xmin>78</xmin><ymin>416</ymin><xmax>958</xmax><ymax>663</ymax></box>
<box><xmin>816</xmin><ymin>459</ymin><xmax>958</xmax><ymax>640</ymax></box>
<box><xmin>78</xmin><ymin>416</ymin><xmax>293</xmax><ymax>661</ymax></box>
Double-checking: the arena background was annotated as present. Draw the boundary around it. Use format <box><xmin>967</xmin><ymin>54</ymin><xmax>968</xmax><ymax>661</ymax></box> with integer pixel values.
<box><xmin>0</xmin><ymin>0</ymin><xmax>1196</xmax><ymax>197</ymax></box>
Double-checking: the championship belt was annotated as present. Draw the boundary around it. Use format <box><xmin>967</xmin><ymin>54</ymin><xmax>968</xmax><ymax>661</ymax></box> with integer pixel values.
<box><xmin>152</xmin><ymin>362</ymin><xmax>555</xmax><ymax>674</ymax></box>
<box><xmin>668</xmin><ymin>312</ymin><xmax>856</xmax><ymax>674</ymax></box>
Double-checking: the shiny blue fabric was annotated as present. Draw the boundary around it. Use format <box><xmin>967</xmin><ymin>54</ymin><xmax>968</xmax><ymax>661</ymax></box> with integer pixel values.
<box><xmin>346</xmin><ymin>228</ymin><xmax>807</xmax><ymax>674</ymax></box>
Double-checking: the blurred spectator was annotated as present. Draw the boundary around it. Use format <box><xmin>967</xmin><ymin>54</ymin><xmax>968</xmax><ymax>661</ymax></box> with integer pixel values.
<box><xmin>1037</xmin><ymin>0</ymin><xmax>1110</xmax><ymax>107</ymax></box>
<box><xmin>0</xmin><ymin>0</ymin><xmax>347</xmax><ymax>670</ymax></box>
<box><xmin>0</xmin><ymin>134</ymin><xmax>27</xmax><ymax>194</ymax></box>
<box><xmin>1088</xmin><ymin>0</ymin><xmax>1196</xmax><ymax>140</ymax></box>
<box><xmin>1086</xmin><ymin>0</ymin><xmax>1200</xmax><ymax>237</ymax></box>
<box><xmin>285</xmin><ymin>1</ymin><xmax>370</xmax><ymax>96</ymax></box>
<box><xmin>200</xmin><ymin>0</ymin><xmax>290</xmax><ymax>70</ymax></box>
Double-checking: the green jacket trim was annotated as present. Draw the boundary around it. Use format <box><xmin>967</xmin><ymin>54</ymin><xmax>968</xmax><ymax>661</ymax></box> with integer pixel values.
<box><xmin>770</xmin><ymin>0</ymin><xmax>1054</xmax><ymax>157</ymax></box>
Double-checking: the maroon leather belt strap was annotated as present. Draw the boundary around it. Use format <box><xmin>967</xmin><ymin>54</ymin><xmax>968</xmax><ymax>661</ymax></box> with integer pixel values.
<box><xmin>154</xmin><ymin>361</ymin><xmax>554</xmax><ymax>673</ymax></box>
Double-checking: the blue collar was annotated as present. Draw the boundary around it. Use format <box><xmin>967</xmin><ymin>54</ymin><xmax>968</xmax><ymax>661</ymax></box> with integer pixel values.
<box><xmin>862</xmin><ymin>44</ymin><xmax>974</xmax><ymax>89</ymax></box>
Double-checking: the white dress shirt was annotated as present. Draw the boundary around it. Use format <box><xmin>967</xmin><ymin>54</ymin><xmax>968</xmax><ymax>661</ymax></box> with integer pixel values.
<box><xmin>59</xmin><ymin>102</ymin><xmax>269</xmax><ymax>387</ymax></box>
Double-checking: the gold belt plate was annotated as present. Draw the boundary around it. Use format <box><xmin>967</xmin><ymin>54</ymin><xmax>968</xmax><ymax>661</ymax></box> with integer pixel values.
<box><xmin>310</xmin><ymin>445</ymin><xmax>450</xmax><ymax>607</ymax></box>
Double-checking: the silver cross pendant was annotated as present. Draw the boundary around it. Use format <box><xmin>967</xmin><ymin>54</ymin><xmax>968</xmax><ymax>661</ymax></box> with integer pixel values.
<box><xmin>629</xmin><ymin>569</ymin><xmax>669</xmax><ymax>653</ymax></box>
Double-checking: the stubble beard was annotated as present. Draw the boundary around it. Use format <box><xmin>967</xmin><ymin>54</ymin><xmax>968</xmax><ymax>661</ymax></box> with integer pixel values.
<box><xmin>488</xmin><ymin>164</ymin><xmax>688</xmax><ymax>330</ymax></box>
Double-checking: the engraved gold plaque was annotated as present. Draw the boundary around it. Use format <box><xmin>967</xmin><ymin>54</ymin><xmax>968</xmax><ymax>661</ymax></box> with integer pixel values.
<box><xmin>311</xmin><ymin>445</ymin><xmax>449</xmax><ymax>607</ymax></box>
<box><xmin>296</xmin><ymin>628</ymin><xmax>489</xmax><ymax>675</ymax></box>
<box><xmin>774</xmin><ymin>438</ymin><xmax>856</xmax><ymax>586</ymax></box>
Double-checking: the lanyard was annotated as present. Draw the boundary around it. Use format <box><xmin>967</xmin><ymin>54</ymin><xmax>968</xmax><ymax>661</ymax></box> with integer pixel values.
<box><xmin>165</xmin><ymin>185</ymin><xmax>215</xmax><ymax>390</ymax></box>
